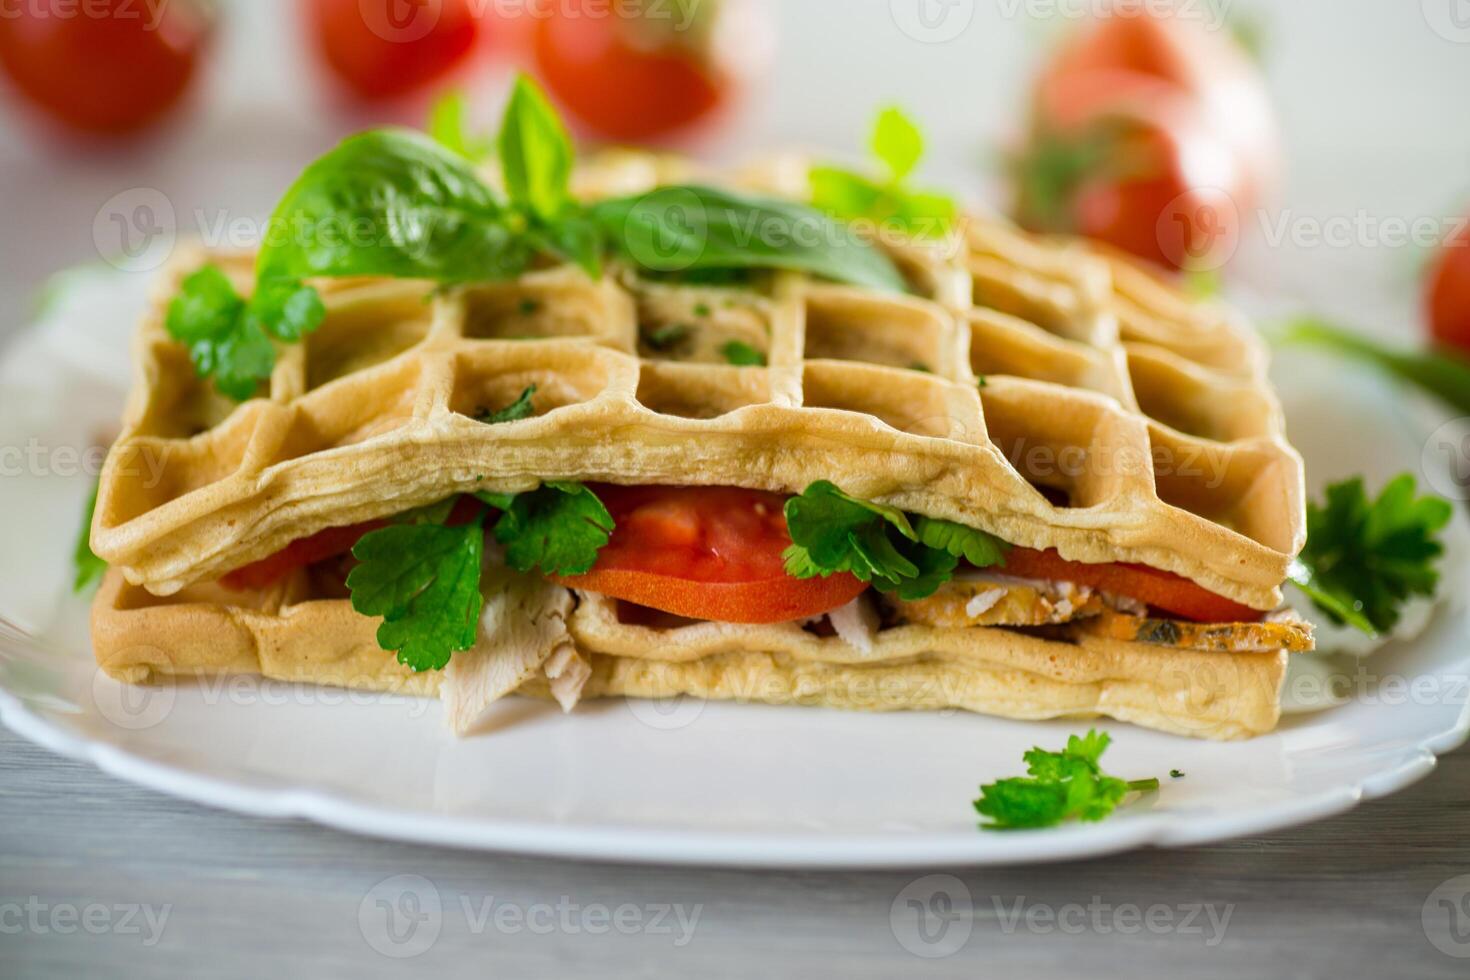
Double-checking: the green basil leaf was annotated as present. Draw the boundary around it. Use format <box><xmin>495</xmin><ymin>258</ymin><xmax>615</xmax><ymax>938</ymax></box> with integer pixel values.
<box><xmin>258</xmin><ymin>129</ymin><xmax>529</xmax><ymax>286</ymax></box>
<box><xmin>592</xmin><ymin>185</ymin><xmax>908</xmax><ymax>294</ymax></box>
<box><xmin>809</xmin><ymin>167</ymin><xmax>886</xmax><ymax>223</ymax></box>
<box><xmin>528</xmin><ymin>213</ymin><xmax>603</xmax><ymax>280</ymax></box>
<box><xmin>428</xmin><ymin>89</ymin><xmax>494</xmax><ymax>163</ymax></box>
<box><xmin>499</xmin><ymin>74</ymin><xmax>574</xmax><ymax>224</ymax></box>
<box><xmin>873</xmin><ymin>106</ymin><xmax>924</xmax><ymax>182</ymax></box>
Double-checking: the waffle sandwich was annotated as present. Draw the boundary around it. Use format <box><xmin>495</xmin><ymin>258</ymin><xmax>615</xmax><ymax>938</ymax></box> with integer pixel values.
<box><xmin>87</xmin><ymin>85</ymin><xmax>1312</xmax><ymax>740</ymax></box>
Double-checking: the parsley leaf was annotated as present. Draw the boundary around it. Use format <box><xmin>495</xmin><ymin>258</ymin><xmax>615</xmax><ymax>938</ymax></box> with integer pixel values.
<box><xmin>428</xmin><ymin>89</ymin><xmax>494</xmax><ymax>163</ymax></box>
<box><xmin>165</xmin><ymin>266</ymin><xmax>325</xmax><ymax>401</ymax></box>
<box><xmin>974</xmin><ymin>730</ymin><xmax>1159</xmax><ymax>831</ymax></box>
<box><xmin>477</xmin><ymin>482</ymin><xmax>614</xmax><ymax>577</ymax></box>
<box><xmin>782</xmin><ymin>482</ymin><xmax>1002</xmax><ymax>600</ymax></box>
<box><xmin>721</xmin><ymin>340</ymin><xmax>766</xmax><ymax>366</ymax></box>
<box><xmin>810</xmin><ymin>106</ymin><xmax>957</xmax><ymax>237</ymax></box>
<box><xmin>1289</xmin><ymin>474</ymin><xmax>1452</xmax><ymax>635</ymax></box>
<box><xmin>476</xmin><ymin>385</ymin><xmax>537</xmax><ymax>425</ymax></box>
<box><xmin>1276</xmin><ymin>317</ymin><xmax>1470</xmax><ymax>415</ymax></box>
<box><xmin>915</xmin><ymin>516</ymin><xmax>1009</xmax><ymax>568</ymax></box>
<box><xmin>73</xmin><ymin>479</ymin><xmax>107</xmax><ymax>593</ymax></box>
<box><xmin>347</xmin><ymin>519</ymin><xmax>487</xmax><ymax>672</ymax></box>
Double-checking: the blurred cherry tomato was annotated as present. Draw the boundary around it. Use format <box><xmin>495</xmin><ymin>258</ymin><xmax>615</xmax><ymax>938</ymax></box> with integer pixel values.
<box><xmin>1426</xmin><ymin>218</ymin><xmax>1470</xmax><ymax>356</ymax></box>
<box><xmin>306</xmin><ymin>0</ymin><xmax>481</xmax><ymax>102</ymax></box>
<box><xmin>1013</xmin><ymin>89</ymin><xmax>1243</xmax><ymax>272</ymax></box>
<box><xmin>1035</xmin><ymin>8</ymin><xmax>1278</xmax><ymax>204</ymax></box>
<box><xmin>1013</xmin><ymin>8</ymin><xmax>1272</xmax><ymax>272</ymax></box>
<box><xmin>0</xmin><ymin>0</ymin><xmax>212</xmax><ymax>138</ymax></box>
<box><xmin>531</xmin><ymin>0</ymin><xmax>771</xmax><ymax>143</ymax></box>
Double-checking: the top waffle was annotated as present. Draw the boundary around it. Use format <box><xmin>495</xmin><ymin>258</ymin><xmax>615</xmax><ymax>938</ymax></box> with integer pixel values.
<box><xmin>91</xmin><ymin>151</ymin><xmax>1305</xmax><ymax>609</ymax></box>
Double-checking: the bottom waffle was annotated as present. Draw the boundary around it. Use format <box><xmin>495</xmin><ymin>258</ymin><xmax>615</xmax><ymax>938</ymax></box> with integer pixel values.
<box><xmin>92</xmin><ymin>570</ymin><xmax>1287</xmax><ymax>741</ymax></box>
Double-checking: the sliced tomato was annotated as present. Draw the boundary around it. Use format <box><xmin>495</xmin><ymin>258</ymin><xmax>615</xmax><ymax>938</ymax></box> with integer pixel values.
<box><xmin>221</xmin><ymin>520</ymin><xmax>387</xmax><ymax>592</ymax></box>
<box><xmin>554</xmin><ymin>486</ymin><xmax>867</xmax><ymax>625</ymax></box>
<box><xmin>999</xmin><ymin>548</ymin><xmax>1263</xmax><ymax>623</ymax></box>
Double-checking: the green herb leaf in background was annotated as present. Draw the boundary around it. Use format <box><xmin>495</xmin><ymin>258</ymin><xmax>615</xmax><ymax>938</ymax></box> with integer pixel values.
<box><xmin>73</xmin><ymin>480</ymin><xmax>107</xmax><ymax>593</ymax></box>
<box><xmin>428</xmin><ymin>89</ymin><xmax>494</xmax><ymax>163</ymax></box>
<box><xmin>478</xmin><ymin>482</ymin><xmax>614</xmax><ymax>577</ymax></box>
<box><xmin>1276</xmin><ymin>317</ymin><xmax>1470</xmax><ymax>416</ymax></box>
<box><xmin>811</xmin><ymin>106</ymin><xmax>958</xmax><ymax>236</ymax></box>
<box><xmin>974</xmin><ymin>730</ymin><xmax>1159</xmax><ymax>831</ymax></box>
<box><xmin>1289</xmin><ymin>474</ymin><xmax>1453</xmax><ymax>635</ymax></box>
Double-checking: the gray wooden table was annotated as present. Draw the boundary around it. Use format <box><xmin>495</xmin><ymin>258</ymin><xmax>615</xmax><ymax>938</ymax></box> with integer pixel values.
<box><xmin>1</xmin><ymin>726</ymin><xmax>1466</xmax><ymax>979</ymax></box>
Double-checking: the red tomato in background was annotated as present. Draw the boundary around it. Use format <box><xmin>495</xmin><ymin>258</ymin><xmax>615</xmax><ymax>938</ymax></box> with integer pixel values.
<box><xmin>1013</xmin><ymin>8</ymin><xmax>1275</xmax><ymax>272</ymax></box>
<box><xmin>1015</xmin><ymin>90</ymin><xmax>1244</xmax><ymax>271</ymax></box>
<box><xmin>555</xmin><ymin>485</ymin><xmax>867</xmax><ymax>624</ymax></box>
<box><xmin>1035</xmin><ymin>8</ymin><xmax>1278</xmax><ymax>205</ymax></box>
<box><xmin>1426</xmin><ymin>218</ymin><xmax>1470</xmax><ymax>357</ymax></box>
<box><xmin>0</xmin><ymin>0</ymin><xmax>212</xmax><ymax>138</ymax></box>
<box><xmin>531</xmin><ymin>0</ymin><xmax>772</xmax><ymax>143</ymax></box>
<box><xmin>306</xmin><ymin>0</ymin><xmax>481</xmax><ymax>102</ymax></box>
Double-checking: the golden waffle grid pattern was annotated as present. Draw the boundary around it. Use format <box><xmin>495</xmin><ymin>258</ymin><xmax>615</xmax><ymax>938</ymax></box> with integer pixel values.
<box><xmin>88</xmin><ymin>151</ymin><xmax>1306</xmax><ymax>739</ymax></box>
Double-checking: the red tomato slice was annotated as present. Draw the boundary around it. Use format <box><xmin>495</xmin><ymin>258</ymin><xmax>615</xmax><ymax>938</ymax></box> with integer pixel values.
<box><xmin>999</xmin><ymin>548</ymin><xmax>1264</xmax><ymax>623</ymax></box>
<box><xmin>554</xmin><ymin>486</ymin><xmax>868</xmax><ymax>625</ymax></box>
<box><xmin>222</xmin><ymin>521</ymin><xmax>387</xmax><ymax>592</ymax></box>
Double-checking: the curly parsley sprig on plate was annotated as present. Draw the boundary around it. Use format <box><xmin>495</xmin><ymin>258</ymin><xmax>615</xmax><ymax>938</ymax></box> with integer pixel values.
<box><xmin>975</xmin><ymin>730</ymin><xmax>1159</xmax><ymax>831</ymax></box>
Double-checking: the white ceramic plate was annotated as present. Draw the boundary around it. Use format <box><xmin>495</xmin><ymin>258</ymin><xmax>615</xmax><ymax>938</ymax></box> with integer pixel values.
<box><xmin>2</xmin><ymin>271</ymin><xmax>1467</xmax><ymax>869</ymax></box>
